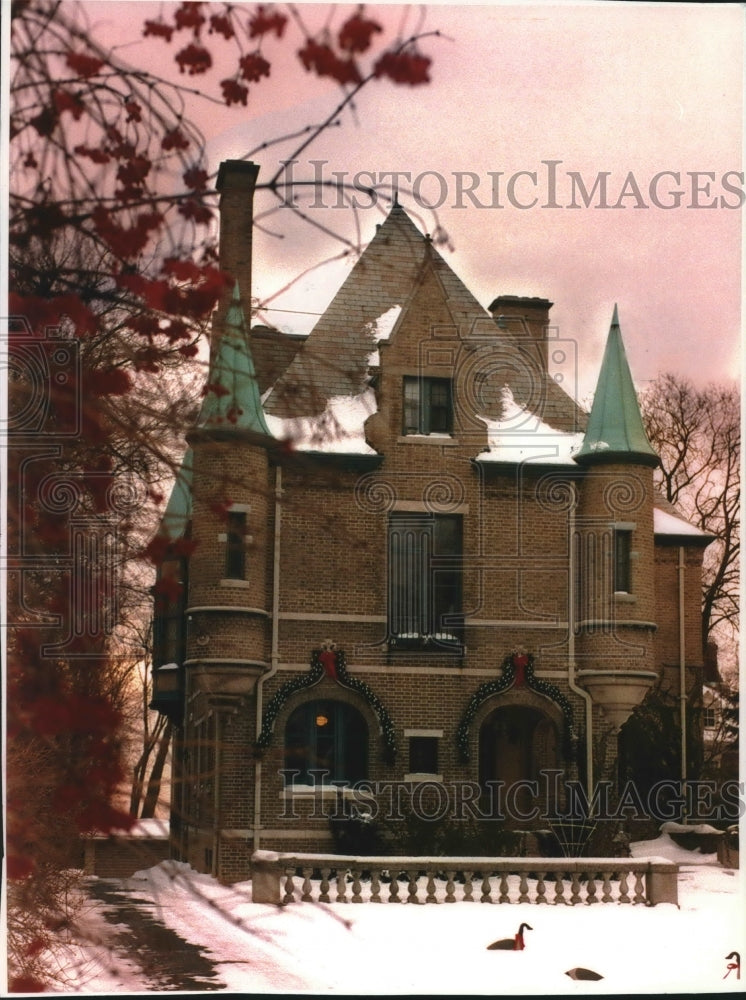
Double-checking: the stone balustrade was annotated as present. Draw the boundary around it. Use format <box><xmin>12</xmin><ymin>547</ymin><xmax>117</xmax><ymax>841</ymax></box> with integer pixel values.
<box><xmin>251</xmin><ymin>851</ymin><xmax>678</xmax><ymax>907</ymax></box>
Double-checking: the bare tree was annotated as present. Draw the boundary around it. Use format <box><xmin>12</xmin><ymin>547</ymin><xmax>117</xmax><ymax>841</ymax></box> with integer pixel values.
<box><xmin>8</xmin><ymin>1</ymin><xmax>442</xmax><ymax>988</ymax></box>
<box><xmin>641</xmin><ymin>374</ymin><xmax>740</xmax><ymax>667</ymax></box>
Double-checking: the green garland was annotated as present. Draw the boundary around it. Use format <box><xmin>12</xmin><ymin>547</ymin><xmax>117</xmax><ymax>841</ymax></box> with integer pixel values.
<box><xmin>255</xmin><ymin>648</ymin><xmax>397</xmax><ymax>763</ymax></box>
<box><xmin>456</xmin><ymin>652</ymin><xmax>577</xmax><ymax>763</ymax></box>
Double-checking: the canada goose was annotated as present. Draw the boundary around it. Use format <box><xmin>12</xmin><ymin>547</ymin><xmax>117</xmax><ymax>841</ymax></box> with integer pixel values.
<box><xmin>487</xmin><ymin>922</ymin><xmax>533</xmax><ymax>951</ymax></box>
<box><xmin>565</xmin><ymin>967</ymin><xmax>604</xmax><ymax>981</ymax></box>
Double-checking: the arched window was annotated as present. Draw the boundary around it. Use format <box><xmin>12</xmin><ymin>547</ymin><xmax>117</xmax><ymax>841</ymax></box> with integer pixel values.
<box><xmin>284</xmin><ymin>700</ymin><xmax>368</xmax><ymax>785</ymax></box>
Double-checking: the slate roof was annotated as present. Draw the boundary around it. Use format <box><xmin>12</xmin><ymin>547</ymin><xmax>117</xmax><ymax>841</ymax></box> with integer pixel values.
<box><xmin>263</xmin><ymin>203</ymin><xmax>587</xmax><ymax>435</ymax></box>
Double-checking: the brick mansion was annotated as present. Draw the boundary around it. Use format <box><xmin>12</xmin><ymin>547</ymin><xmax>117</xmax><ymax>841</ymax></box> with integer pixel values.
<box><xmin>151</xmin><ymin>160</ymin><xmax>712</xmax><ymax>883</ymax></box>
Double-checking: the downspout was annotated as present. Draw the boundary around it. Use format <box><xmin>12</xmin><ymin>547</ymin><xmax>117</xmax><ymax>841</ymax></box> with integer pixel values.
<box><xmin>213</xmin><ymin>709</ymin><xmax>221</xmax><ymax>877</ymax></box>
<box><xmin>566</xmin><ymin>497</ymin><xmax>595</xmax><ymax>814</ymax></box>
<box><xmin>253</xmin><ymin>465</ymin><xmax>282</xmax><ymax>851</ymax></box>
<box><xmin>678</xmin><ymin>545</ymin><xmax>687</xmax><ymax>819</ymax></box>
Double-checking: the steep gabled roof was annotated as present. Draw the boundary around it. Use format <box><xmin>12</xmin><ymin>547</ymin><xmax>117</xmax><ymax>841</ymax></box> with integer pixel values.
<box><xmin>263</xmin><ymin>203</ymin><xmax>587</xmax><ymax>439</ymax></box>
<box><xmin>574</xmin><ymin>305</ymin><xmax>658</xmax><ymax>466</ymax></box>
<box><xmin>264</xmin><ymin>204</ymin><xmax>488</xmax><ymax>418</ymax></box>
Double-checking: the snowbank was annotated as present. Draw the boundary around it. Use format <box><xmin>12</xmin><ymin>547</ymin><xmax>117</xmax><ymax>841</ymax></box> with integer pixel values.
<box><xmin>67</xmin><ymin>834</ymin><xmax>744</xmax><ymax>995</ymax></box>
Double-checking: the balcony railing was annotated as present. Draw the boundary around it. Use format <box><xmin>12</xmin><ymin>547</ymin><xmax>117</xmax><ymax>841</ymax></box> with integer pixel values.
<box><xmin>251</xmin><ymin>851</ymin><xmax>679</xmax><ymax>907</ymax></box>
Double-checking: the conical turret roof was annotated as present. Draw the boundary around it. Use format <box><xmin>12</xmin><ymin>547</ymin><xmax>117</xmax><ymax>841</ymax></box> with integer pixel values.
<box><xmin>196</xmin><ymin>282</ymin><xmax>272</xmax><ymax>436</ymax></box>
<box><xmin>156</xmin><ymin>450</ymin><xmax>193</xmax><ymax>542</ymax></box>
<box><xmin>574</xmin><ymin>306</ymin><xmax>658</xmax><ymax>466</ymax></box>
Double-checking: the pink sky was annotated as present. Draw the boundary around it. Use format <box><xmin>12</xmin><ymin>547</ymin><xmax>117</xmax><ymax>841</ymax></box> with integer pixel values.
<box><xmin>89</xmin><ymin>2</ymin><xmax>743</xmax><ymax>400</ymax></box>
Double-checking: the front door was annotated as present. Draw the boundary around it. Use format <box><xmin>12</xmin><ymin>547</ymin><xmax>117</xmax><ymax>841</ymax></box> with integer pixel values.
<box><xmin>479</xmin><ymin>705</ymin><xmax>558</xmax><ymax>826</ymax></box>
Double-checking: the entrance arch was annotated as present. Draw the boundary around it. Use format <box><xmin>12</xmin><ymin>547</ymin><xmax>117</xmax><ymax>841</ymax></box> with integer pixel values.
<box><xmin>479</xmin><ymin>704</ymin><xmax>559</xmax><ymax>824</ymax></box>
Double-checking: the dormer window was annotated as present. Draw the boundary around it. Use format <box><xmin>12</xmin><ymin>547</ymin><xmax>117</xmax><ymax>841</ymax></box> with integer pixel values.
<box><xmin>403</xmin><ymin>376</ymin><xmax>453</xmax><ymax>435</ymax></box>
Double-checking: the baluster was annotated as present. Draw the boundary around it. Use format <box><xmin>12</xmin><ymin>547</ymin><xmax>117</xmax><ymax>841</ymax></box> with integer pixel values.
<box><xmin>481</xmin><ymin>872</ymin><xmax>493</xmax><ymax>903</ymax></box>
<box><xmin>633</xmin><ymin>870</ymin><xmax>645</xmax><ymax>904</ymax></box>
<box><xmin>407</xmin><ymin>870</ymin><xmax>419</xmax><ymax>904</ymax></box>
<box><xmin>463</xmin><ymin>871</ymin><xmax>474</xmax><ymax>902</ymax></box>
<box><xmin>554</xmin><ymin>871</ymin><xmax>567</xmax><ymax>904</ymax></box>
<box><xmin>351</xmin><ymin>869</ymin><xmax>362</xmax><ymax>903</ymax></box>
<box><xmin>570</xmin><ymin>871</ymin><xmax>582</xmax><ymax>905</ymax></box>
<box><xmin>426</xmin><ymin>872</ymin><xmax>437</xmax><ymax>904</ymax></box>
<box><xmin>518</xmin><ymin>872</ymin><xmax>530</xmax><ymax>904</ymax></box>
<box><xmin>319</xmin><ymin>867</ymin><xmax>331</xmax><ymax>903</ymax></box>
<box><xmin>586</xmin><ymin>871</ymin><xmax>598</xmax><ymax>904</ymax></box>
<box><xmin>498</xmin><ymin>873</ymin><xmax>510</xmax><ymax>904</ymax></box>
<box><xmin>283</xmin><ymin>869</ymin><xmax>295</xmax><ymax>904</ymax></box>
<box><xmin>301</xmin><ymin>867</ymin><xmax>313</xmax><ymax>902</ymax></box>
<box><xmin>371</xmin><ymin>868</ymin><xmax>382</xmax><ymax>903</ymax></box>
<box><xmin>445</xmin><ymin>871</ymin><xmax>456</xmax><ymax>903</ymax></box>
<box><xmin>601</xmin><ymin>871</ymin><xmax>613</xmax><ymax>903</ymax></box>
<box><xmin>389</xmin><ymin>871</ymin><xmax>401</xmax><ymax>903</ymax></box>
<box><xmin>536</xmin><ymin>872</ymin><xmax>547</xmax><ymax>904</ymax></box>
<box><xmin>618</xmin><ymin>870</ymin><xmax>631</xmax><ymax>904</ymax></box>
<box><xmin>336</xmin><ymin>870</ymin><xmax>348</xmax><ymax>903</ymax></box>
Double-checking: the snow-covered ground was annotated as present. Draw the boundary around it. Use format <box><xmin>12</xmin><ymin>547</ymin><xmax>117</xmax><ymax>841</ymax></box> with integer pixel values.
<box><xmin>48</xmin><ymin>833</ymin><xmax>744</xmax><ymax>995</ymax></box>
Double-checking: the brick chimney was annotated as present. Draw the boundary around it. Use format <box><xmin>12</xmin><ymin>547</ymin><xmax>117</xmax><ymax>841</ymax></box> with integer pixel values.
<box><xmin>488</xmin><ymin>295</ymin><xmax>553</xmax><ymax>371</ymax></box>
<box><xmin>216</xmin><ymin>159</ymin><xmax>260</xmax><ymax>315</ymax></box>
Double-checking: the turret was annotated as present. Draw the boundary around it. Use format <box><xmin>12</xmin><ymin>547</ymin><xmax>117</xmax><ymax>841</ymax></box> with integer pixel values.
<box><xmin>185</xmin><ymin>162</ymin><xmax>274</xmax><ymax>699</ymax></box>
<box><xmin>573</xmin><ymin>306</ymin><xmax>659</xmax><ymax>732</ymax></box>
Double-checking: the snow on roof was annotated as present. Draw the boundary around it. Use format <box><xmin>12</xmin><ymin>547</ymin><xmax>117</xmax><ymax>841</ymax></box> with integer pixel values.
<box><xmin>475</xmin><ymin>386</ymin><xmax>585</xmax><ymax>465</ymax></box>
<box><xmin>654</xmin><ymin>507</ymin><xmax>710</xmax><ymax>538</ymax></box>
<box><xmin>264</xmin><ymin>388</ymin><xmax>378</xmax><ymax>455</ymax></box>
<box><xmin>91</xmin><ymin>818</ymin><xmax>170</xmax><ymax>840</ymax></box>
<box><xmin>366</xmin><ymin>304</ymin><xmax>402</xmax><ymax>368</ymax></box>
<box><xmin>368</xmin><ymin>304</ymin><xmax>402</xmax><ymax>343</ymax></box>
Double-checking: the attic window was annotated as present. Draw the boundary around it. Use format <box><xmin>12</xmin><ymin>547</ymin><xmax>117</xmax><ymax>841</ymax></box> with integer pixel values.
<box><xmin>403</xmin><ymin>376</ymin><xmax>453</xmax><ymax>435</ymax></box>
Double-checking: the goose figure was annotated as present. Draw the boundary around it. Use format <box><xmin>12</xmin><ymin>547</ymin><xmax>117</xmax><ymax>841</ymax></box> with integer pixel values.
<box><xmin>487</xmin><ymin>922</ymin><xmax>533</xmax><ymax>951</ymax></box>
<box><xmin>565</xmin><ymin>967</ymin><xmax>604</xmax><ymax>981</ymax></box>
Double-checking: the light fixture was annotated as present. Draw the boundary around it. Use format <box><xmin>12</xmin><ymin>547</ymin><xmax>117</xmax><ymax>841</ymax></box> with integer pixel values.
<box><xmin>316</xmin><ymin>714</ymin><xmax>329</xmax><ymax>727</ymax></box>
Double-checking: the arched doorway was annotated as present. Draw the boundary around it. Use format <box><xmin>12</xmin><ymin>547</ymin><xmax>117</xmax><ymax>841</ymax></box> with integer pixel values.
<box><xmin>479</xmin><ymin>705</ymin><xmax>559</xmax><ymax>825</ymax></box>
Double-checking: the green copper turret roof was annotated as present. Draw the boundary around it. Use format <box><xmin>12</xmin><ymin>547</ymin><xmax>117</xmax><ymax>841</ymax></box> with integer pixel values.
<box><xmin>574</xmin><ymin>305</ymin><xmax>659</xmax><ymax>467</ymax></box>
<box><xmin>158</xmin><ymin>449</ymin><xmax>193</xmax><ymax>541</ymax></box>
<box><xmin>196</xmin><ymin>282</ymin><xmax>272</xmax><ymax>436</ymax></box>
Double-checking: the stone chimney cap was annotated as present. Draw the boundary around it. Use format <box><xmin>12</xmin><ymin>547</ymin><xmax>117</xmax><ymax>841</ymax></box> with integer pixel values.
<box><xmin>216</xmin><ymin>159</ymin><xmax>260</xmax><ymax>191</ymax></box>
<box><xmin>488</xmin><ymin>295</ymin><xmax>553</xmax><ymax>313</ymax></box>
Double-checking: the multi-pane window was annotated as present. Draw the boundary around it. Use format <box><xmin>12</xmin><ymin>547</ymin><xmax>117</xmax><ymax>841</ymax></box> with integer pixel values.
<box><xmin>703</xmin><ymin>707</ymin><xmax>718</xmax><ymax>729</ymax></box>
<box><xmin>403</xmin><ymin>376</ymin><xmax>453</xmax><ymax>435</ymax></box>
<box><xmin>388</xmin><ymin>513</ymin><xmax>463</xmax><ymax>648</ymax></box>
<box><xmin>225</xmin><ymin>511</ymin><xmax>247</xmax><ymax>579</ymax></box>
<box><xmin>613</xmin><ymin>528</ymin><xmax>632</xmax><ymax>593</ymax></box>
<box><xmin>284</xmin><ymin>700</ymin><xmax>368</xmax><ymax>785</ymax></box>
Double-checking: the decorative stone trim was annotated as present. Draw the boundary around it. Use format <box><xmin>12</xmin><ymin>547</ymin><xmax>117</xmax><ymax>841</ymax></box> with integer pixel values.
<box><xmin>456</xmin><ymin>651</ymin><xmax>576</xmax><ymax>763</ymax></box>
<box><xmin>186</xmin><ymin>605</ymin><xmax>270</xmax><ymax>615</ymax></box>
<box><xmin>255</xmin><ymin>647</ymin><xmax>397</xmax><ymax>762</ymax></box>
<box><xmin>251</xmin><ymin>851</ymin><xmax>679</xmax><ymax>907</ymax></box>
